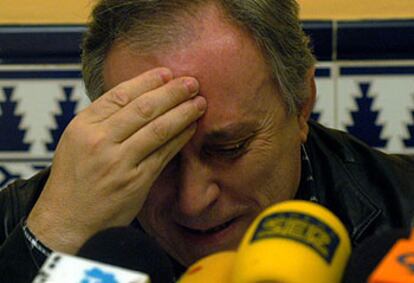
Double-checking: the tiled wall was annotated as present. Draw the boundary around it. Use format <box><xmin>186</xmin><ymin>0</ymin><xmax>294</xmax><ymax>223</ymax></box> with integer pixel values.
<box><xmin>1</xmin><ymin>20</ymin><xmax>414</xmax><ymax>187</ymax></box>
<box><xmin>315</xmin><ymin>64</ymin><xmax>414</xmax><ymax>153</ymax></box>
<box><xmin>307</xmin><ymin>20</ymin><xmax>414</xmax><ymax>154</ymax></box>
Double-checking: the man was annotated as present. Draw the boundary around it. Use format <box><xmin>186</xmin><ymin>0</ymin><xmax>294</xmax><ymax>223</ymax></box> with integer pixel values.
<box><xmin>1</xmin><ymin>0</ymin><xmax>414</xmax><ymax>281</ymax></box>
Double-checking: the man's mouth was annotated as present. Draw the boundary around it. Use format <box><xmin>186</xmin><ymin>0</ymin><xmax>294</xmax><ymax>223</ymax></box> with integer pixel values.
<box><xmin>181</xmin><ymin>218</ymin><xmax>236</xmax><ymax>235</ymax></box>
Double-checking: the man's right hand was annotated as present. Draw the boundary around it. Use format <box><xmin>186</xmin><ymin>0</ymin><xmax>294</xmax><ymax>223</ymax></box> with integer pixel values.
<box><xmin>27</xmin><ymin>67</ymin><xmax>207</xmax><ymax>254</ymax></box>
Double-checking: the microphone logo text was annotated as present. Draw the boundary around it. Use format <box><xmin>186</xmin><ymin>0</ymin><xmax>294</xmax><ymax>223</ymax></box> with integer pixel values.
<box><xmin>398</xmin><ymin>253</ymin><xmax>414</xmax><ymax>273</ymax></box>
<box><xmin>81</xmin><ymin>267</ymin><xmax>119</xmax><ymax>283</ymax></box>
<box><xmin>251</xmin><ymin>212</ymin><xmax>340</xmax><ymax>264</ymax></box>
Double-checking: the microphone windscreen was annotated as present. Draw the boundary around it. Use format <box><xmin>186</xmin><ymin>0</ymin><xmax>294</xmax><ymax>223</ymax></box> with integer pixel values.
<box><xmin>76</xmin><ymin>226</ymin><xmax>175</xmax><ymax>283</ymax></box>
<box><xmin>342</xmin><ymin>228</ymin><xmax>410</xmax><ymax>283</ymax></box>
<box><xmin>232</xmin><ymin>200</ymin><xmax>351</xmax><ymax>283</ymax></box>
<box><xmin>178</xmin><ymin>251</ymin><xmax>236</xmax><ymax>283</ymax></box>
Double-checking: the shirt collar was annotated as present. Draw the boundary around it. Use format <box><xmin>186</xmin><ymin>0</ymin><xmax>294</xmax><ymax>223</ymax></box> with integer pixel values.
<box><xmin>295</xmin><ymin>144</ymin><xmax>319</xmax><ymax>203</ymax></box>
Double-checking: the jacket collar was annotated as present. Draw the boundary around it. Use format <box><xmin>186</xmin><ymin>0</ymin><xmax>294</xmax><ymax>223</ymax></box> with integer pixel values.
<box><xmin>299</xmin><ymin>122</ymin><xmax>382</xmax><ymax>245</ymax></box>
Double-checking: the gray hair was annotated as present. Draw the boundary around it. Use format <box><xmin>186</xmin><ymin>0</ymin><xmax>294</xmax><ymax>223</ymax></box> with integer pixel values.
<box><xmin>81</xmin><ymin>0</ymin><xmax>315</xmax><ymax>114</ymax></box>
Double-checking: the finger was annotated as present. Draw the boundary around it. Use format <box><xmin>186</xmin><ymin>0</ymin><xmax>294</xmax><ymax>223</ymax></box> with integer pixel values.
<box><xmin>82</xmin><ymin>67</ymin><xmax>173</xmax><ymax>122</ymax></box>
<box><xmin>134</xmin><ymin>122</ymin><xmax>198</xmax><ymax>188</ymax></box>
<box><xmin>104</xmin><ymin>76</ymin><xmax>200</xmax><ymax>142</ymax></box>
<box><xmin>121</xmin><ymin>95</ymin><xmax>207</xmax><ymax>163</ymax></box>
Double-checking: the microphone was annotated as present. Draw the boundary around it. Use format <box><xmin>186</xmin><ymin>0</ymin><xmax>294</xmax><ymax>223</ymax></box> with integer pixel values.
<box><xmin>178</xmin><ymin>251</ymin><xmax>236</xmax><ymax>283</ymax></box>
<box><xmin>369</xmin><ymin>230</ymin><xmax>414</xmax><ymax>283</ymax></box>
<box><xmin>32</xmin><ymin>252</ymin><xmax>149</xmax><ymax>283</ymax></box>
<box><xmin>32</xmin><ymin>226</ymin><xmax>175</xmax><ymax>283</ymax></box>
<box><xmin>231</xmin><ymin>200</ymin><xmax>351</xmax><ymax>283</ymax></box>
<box><xmin>342</xmin><ymin>228</ymin><xmax>411</xmax><ymax>283</ymax></box>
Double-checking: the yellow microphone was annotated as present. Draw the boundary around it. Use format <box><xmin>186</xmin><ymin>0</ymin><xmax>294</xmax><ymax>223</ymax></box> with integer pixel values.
<box><xmin>232</xmin><ymin>200</ymin><xmax>351</xmax><ymax>283</ymax></box>
<box><xmin>178</xmin><ymin>251</ymin><xmax>236</xmax><ymax>283</ymax></box>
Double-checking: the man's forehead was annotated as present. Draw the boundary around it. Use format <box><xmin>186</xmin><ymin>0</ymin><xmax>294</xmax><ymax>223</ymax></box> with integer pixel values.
<box><xmin>103</xmin><ymin>37</ymin><xmax>274</xmax><ymax>143</ymax></box>
<box><xmin>199</xmin><ymin>120</ymin><xmax>259</xmax><ymax>142</ymax></box>
<box><xmin>103</xmin><ymin>2</ymin><xmax>268</xmax><ymax>91</ymax></box>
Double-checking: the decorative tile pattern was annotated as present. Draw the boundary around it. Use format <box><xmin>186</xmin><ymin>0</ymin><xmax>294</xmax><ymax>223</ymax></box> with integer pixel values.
<box><xmin>1</xmin><ymin>21</ymin><xmax>414</xmax><ymax>186</ymax></box>
<box><xmin>0</xmin><ymin>69</ymin><xmax>89</xmax><ymax>186</ymax></box>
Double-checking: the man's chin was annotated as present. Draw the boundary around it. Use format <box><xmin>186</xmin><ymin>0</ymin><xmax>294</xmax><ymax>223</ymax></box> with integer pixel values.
<box><xmin>171</xmin><ymin>218</ymin><xmax>248</xmax><ymax>266</ymax></box>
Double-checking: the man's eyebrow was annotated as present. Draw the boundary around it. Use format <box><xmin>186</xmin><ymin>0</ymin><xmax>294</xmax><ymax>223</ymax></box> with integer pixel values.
<box><xmin>204</xmin><ymin>122</ymin><xmax>257</xmax><ymax>142</ymax></box>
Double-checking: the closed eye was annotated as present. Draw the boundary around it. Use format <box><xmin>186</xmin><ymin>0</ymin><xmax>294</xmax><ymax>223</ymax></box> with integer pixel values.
<box><xmin>203</xmin><ymin>140</ymin><xmax>249</xmax><ymax>159</ymax></box>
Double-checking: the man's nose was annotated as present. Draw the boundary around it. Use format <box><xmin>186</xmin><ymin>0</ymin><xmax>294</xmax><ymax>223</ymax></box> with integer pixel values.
<box><xmin>176</xmin><ymin>156</ymin><xmax>220</xmax><ymax>217</ymax></box>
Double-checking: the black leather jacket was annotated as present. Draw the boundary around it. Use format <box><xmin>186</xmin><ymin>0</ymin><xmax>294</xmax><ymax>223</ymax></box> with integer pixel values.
<box><xmin>1</xmin><ymin>121</ymin><xmax>414</xmax><ymax>282</ymax></box>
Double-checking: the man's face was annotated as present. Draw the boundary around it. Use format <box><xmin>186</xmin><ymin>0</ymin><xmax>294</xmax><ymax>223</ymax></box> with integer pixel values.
<box><xmin>103</xmin><ymin>5</ymin><xmax>310</xmax><ymax>266</ymax></box>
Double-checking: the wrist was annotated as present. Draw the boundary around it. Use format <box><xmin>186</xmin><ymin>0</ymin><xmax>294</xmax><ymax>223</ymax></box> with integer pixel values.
<box><xmin>26</xmin><ymin>210</ymin><xmax>88</xmax><ymax>254</ymax></box>
<box><xmin>22</xmin><ymin>218</ymin><xmax>52</xmax><ymax>258</ymax></box>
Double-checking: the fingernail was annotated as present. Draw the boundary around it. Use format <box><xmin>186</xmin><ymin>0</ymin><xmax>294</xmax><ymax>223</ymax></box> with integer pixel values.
<box><xmin>193</xmin><ymin>96</ymin><xmax>207</xmax><ymax>112</ymax></box>
<box><xmin>184</xmin><ymin>78</ymin><xmax>199</xmax><ymax>94</ymax></box>
<box><xmin>159</xmin><ymin>68</ymin><xmax>173</xmax><ymax>83</ymax></box>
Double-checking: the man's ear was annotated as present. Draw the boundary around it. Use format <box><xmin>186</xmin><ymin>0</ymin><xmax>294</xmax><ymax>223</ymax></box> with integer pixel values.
<box><xmin>298</xmin><ymin>67</ymin><xmax>316</xmax><ymax>144</ymax></box>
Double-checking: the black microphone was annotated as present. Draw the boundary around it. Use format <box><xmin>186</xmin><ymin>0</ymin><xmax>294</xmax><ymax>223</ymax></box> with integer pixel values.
<box><xmin>76</xmin><ymin>226</ymin><xmax>175</xmax><ymax>283</ymax></box>
<box><xmin>342</xmin><ymin>228</ymin><xmax>411</xmax><ymax>283</ymax></box>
